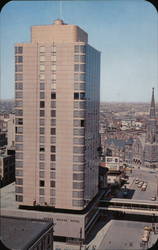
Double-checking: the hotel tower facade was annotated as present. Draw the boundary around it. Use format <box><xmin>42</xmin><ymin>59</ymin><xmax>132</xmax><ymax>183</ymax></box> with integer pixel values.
<box><xmin>15</xmin><ymin>19</ymin><xmax>100</xmax><ymax>211</ymax></box>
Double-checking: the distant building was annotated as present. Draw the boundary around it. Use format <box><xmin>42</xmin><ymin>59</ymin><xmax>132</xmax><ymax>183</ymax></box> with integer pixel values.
<box><xmin>0</xmin><ymin>133</ymin><xmax>7</xmax><ymax>147</ymax></box>
<box><xmin>144</xmin><ymin>88</ymin><xmax>158</xmax><ymax>168</ymax></box>
<box><xmin>0</xmin><ymin>148</ymin><xmax>15</xmax><ymax>187</ymax></box>
<box><xmin>105</xmin><ymin>156</ymin><xmax>120</xmax><ymax>171</ymax></box>
<box><xmin>0</xmin><ymin>216</ymin><xmax>54</xmax><ymax>250</ymax></box>
<box><xmin>132</xmin><ymin>88</ymin><xmax>158</xmax><ymax>168</ymax></box>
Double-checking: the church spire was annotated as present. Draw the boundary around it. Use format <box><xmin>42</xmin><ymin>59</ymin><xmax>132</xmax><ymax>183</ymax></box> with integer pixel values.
<box><xmin>150</xmin><ymin>87</ymin><xmax>156</xmax><ymax>119</ymax></box>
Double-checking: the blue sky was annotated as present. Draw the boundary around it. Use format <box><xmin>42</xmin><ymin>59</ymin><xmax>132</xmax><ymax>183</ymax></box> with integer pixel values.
<box><xmin>1</xmin><ymin>0</ymin><xmax>158</xmax><ymax>102</ymax></box>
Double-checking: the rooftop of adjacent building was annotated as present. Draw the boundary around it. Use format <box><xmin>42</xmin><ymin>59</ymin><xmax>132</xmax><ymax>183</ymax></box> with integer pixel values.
<box><xmin>0</xmin><ymin>215</ymin><xmax>53</xmax><ymax>250</ymax></box>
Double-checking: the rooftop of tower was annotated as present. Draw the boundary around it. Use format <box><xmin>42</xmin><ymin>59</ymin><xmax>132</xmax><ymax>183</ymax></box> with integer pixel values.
<box><xmin>31</xmin><ymin>19</ymin><xmax>88</xmax><ymax>43</ymax></box>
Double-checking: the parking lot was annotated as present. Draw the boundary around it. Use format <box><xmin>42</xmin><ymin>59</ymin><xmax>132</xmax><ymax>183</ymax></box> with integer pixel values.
<box><xmin>121</xmin><ymin>167</ymin><xmax>158</xmax><ymax>201</ymax></box>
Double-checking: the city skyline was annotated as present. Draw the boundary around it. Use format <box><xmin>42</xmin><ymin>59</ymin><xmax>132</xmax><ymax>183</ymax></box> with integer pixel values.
<box><xmin>1</xmin><ymin>0</ymin><xmax>158</xmax><ymax>102</ymax></box>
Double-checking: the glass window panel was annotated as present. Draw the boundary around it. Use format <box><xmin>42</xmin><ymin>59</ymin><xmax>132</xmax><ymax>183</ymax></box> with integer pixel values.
<box><xmin>16</xmin><ymin>144</ymin><xmax>23</xmax><ymax>151</ymax></box>
<box><xmin>16</xmin><ymin>92</ymin><xmax>23</xmax><ymax>99</ymax></box>
<box><xmin>40</xmin><ymin>74</ymin><xmax>45</xmax><ymax>80</ymax></box>
<box><xmin>40</xmin><ymin>136</ymin><xmax>45</xmax><ymax>143</ymax></box>
<box><xmin>51</xmin><ymin>119</ymin><xmax>56</xmax><ymax>126</ymax></box>
<box><xmin>16</xmin><ymin>135</ymin><xmax>23</xmax><ymax>142</ymax></box>
<box><xmin>40</xmin><ymin>82</ymin><xmax>45</xmax><ymax>90</ymax></box>
<box><xmin>16</xmin><ymin>82</ymin><xmax>23</xmax><ymax>90</ymax></box>
<box><xmin>50</xmin><ymin>136</ymin><xmax>56</xmax><ymax>144</ymax></box>
<box><xmin>15</xmin><ymin>64</ymin><xmax>23</xmax><ymax>72</ymax></box>
<box><xmin>40</xmin><ymin>65</ymin><xmax>45</xmax><ymax>71</ymax></box>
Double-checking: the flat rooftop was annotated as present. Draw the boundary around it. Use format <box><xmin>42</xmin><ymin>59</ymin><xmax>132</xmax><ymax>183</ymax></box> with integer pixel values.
<box><xmin>98</xmin><ymin>220</ymin><xmax>158</xmax><ymax>250</ymax></box>
<box><xmin>0</xmin><ymin>216</ymin><xmax>53</xmax><ymax>250</ymax></box>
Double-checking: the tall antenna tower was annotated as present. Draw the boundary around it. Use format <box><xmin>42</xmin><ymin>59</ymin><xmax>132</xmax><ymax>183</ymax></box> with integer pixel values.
<box><xmin>59</xmin><ymin>0</ymin><xmax>63</xmax><ymax>19</ymax></box>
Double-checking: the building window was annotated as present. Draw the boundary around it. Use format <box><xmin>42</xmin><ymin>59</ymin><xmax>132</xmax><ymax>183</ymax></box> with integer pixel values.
<box><xmin>40</xmin><ymin>46</ymin><xmax>45</xmax><ymax>53</ymax></box>
<box><xmin>16</xmin><ymin>186</ymin><xmax>23</xmax><ymax>193</ymax></box>
<box><xmin>16</xmin><ymin>135</ymin><xmax>23</xmax><ymax>142</ymax></box>
<box><xmin>72</xmin><ymin>191</ymin><xmax>84</xmax><ymax>198</ymax></box>
<box><xmin>16</xmin><ymin>144</ymin><xmax>23</xmax><ymax>151</ymax></box>
<box><xmin>16</xmin><ymin>178</ymin><xmax>23</xmax><ymax>185</ymax></box>
<box><xmin>50</xmin><ymin>154</ymin><xmax>56</xmax><ymax>161</ymax></box>
<box><xmin>40</xmin><ymin>82</ymin><xmax>45</xmax><ymax>90</ymax></box>
<box><xmin>16</xmin><ymin>91</ymin><xmax>23</xmax><ymax>99</ymax></box>
<box><xmin>50</xmin><ymin>189</ymin><xmax>55</xmax><ymax>196</ymax></box>
<box><xmin>72</xmin><ymin>200</ymin><xmax>84</xmax><ymax>207</ymax></box>
<box><xmin>40</xmin><ymin>127</ymin><xmax>45</xmax><ymax>134</ymax></box>
<box><xmin>40</xmin><ymin>92</ymin><xmax>45</xmax><ymax>99</ymax></box>
<box><xmin>40</xmin><ymin>180</ymin><xmax>45</xmax><ymax>187</ymax></box>
<box><xmin>15</xmin><ymin>118</ymin><xmax>23</xmax><ymax>125</ymax></box>
<box><xmin>40</xmin><ymin>136</ymin><xmax>45</xmax><ymax>143</ymax></box>
<box><xmin>74</xmin><ymin>93</ymin><xmax>79</xmax><ymax>100</ymax></box>
<box><xmin>39</xmin><ymin>162</ymin><xmax>45</xmax><ymax>169</ymax></box>
<box><xmin>40</xmin><ymin>110</ymin><xmax>45</xmax><ymax>117</ymax></box>
<box><xmin>51</xmin><ymin>110</ymin><xmax>56</xmax><ymax>117</ymax></box>
<box><xmin>51</xmin><ymin>82</ymin><xmax>56</xmax><ymax>90</ymax></box>
<box><xmin>39</xmin><ymin>189</ymin><xmax>45</xmax><ymax>195</ymax></box>
<box><xmin>16</xmin><ymin>127</ymin><xmax>23</xmax><ymax>134</ymax></box>
<box><xmin>50</xmin><ymin>162</ymin><xmax>56</xmax><ymax>170</ymax></box>
<box><xmin>50</xmin><ymin>198</ymin><xmax>56</xmax><ymax>205</ymax></box>
<box><xmin>50</xmin><ymin>128</ymin><xmax>56</xmax><ymax>135</ymax></box>
<box><xmin>74</xmin><ymin>45</ymin><xmax>85</xmax><ymax>54</ymax></box>
<box><xmin>16</xmin><ymin>109</ymin><xmax>23</xmax><ymax>116</ymax></box>
<box><xmin>80</xmin><ymin>83</ymin><xmax>85</xmax><ymax>91</ymax></box>
<box><xmin>73</xmin><ymin>165</ymin><xmax>84</xmax><ymax>171</ymax></box>
<box><xmin>73</xmin><ymin>155</ymin><xmax>84</xmax><ymax>163</ymax></box>
<box><xmin>40</xmin><ymin>146</ymin><xmax>45</xmax><ymax>152</ymax></box>
<box><xmin>51</xmin><ymin>146</ymin><xmax>56</xmax><ymax>153</ymax></box>
<box><xmin>39</xmin><ymin>171</ymin><xmax>45</xmax><ymax>178</ymax></box>
<box><xmin>15</xmin><ymin>47</ymin><xmax>23</xmax><ymax>54</ymax></box>
<box><xmin>51</xmin><ymin>93</ymin><xmax>56</xmax><ymax>99</ymax></box>
<box><xmin>50</xmin><ymin>172</ymin><xmax>56</xmax><ymax>179</ymax></box>
<box><xmin>81</xmin><ymin>120</ymin><xmax>85</xmax><ymax>127</ymax></box>
<box><xmin>15</xmin><ymin>64</ymin><xmax>23</xmax><ymax>72</ymax></box>
<box><xmin>50</xmin><ymin>180</ymin><xmax>55</xmax><ymax>187</ymax></box>
<box><xmin>16</xmin><ymin>152</ymin><xmax>23</xmax><ymax>159</ymax></box>
<box><xmin>15</xmin><ymin>56</ymin><xmax>23</xmax><ymax>63</ymax></box>
<box><xmin>74</xmin><ymin>45</ymin><xmax>80</xmax><ymax>53</ymax></box>
<box><xmin>74</xmin><ymin>64</ymin><xmax>85</xmax><ymax>72</ymax></box>
<box><xmin>51</xmin><ymin>119</ymin><xmax>56</xmax><ymax>126</ymax></box>
<box><xmin>16</xmin><ymin>161</ymin><xmax>23</xmax><ymax>168</ymax></box>
<box><xmin>40</xmin><ymin>65</ymin><xmax>45</xmax><ymax>71</ymax></box>
<box><xmin>73</xmin><ymin>182</ymin><xmax>84</xmax><ymax>189</ymax></box>
<box><xmin>15</xmin><ymin>73</ymin><xmax>23</xmax><ymax>81</ymax></box>
<box><xmin>39</xmin><ymin>154</ymin><xmax>45</xmax><ymax>161</ymax></box>
<box><xmin>16</xmin><ymin>195</ymin><xmax>23</xmax><ymax>202</ymax></box>
<box><xmin>73</xmin><ymin>137</ymin><xmax>84</xmax><ymax>145</ymax></box>
<box><xmin>50</xmin><ymin>136</ymin><xmax>56</xmax><ymax>144</ymax></box>
<box><xmin>15</xmin><ymin>100</ymin><xmax>23</xmax><ymax>107</ymax></box>
<box><xmin>73</xmin><ymin>146</ymin><xmax>84</xmax><ymax>154</ymax></box>
<box><xmin>16</xmin><ymin>170</ymin><xmax>23</xmax><ymax>176</ymax></box>
<box><xmin>40</xmin><ymin>119</ymin><xmax>45</xmax><ymax>126</ymax></box>
<box><xmin>15</xmin><ymin>82</ymin><xmax>23</xmax><ymax>90</ymax></box>
<box><xmin>73</xmin><ymin>173</ymin><xmax>84</xmax><ymax>180</ymax></box>
<box><xmin>51</xmin><ymin>101</ymin><xmax>56</xmax><ymax>108</ymax></box>
<box><xmin>74</xmin><ymin>120</ymin><xmax>80</xmax><ymax>127</ymax></box>
<box><xmin>80</xmin><ymin>92</ymin><xmax>85</xmax><ymax>100</ymax></box>
<box><xmin>40</xmin><ymin>74</ymin><xmax>45</xmax><ymax>80</ymax></box>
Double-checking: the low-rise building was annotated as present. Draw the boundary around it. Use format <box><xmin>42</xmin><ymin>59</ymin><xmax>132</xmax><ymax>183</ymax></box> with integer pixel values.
<box><xmin>0</xmin><ymin>148</ymin><xmax>15</xmax><ymax>187</ymax></box>
<box><xmin>0</xmin><ymin>216</ymin><xmax>54</xmax><ymax>250</ymax></box>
